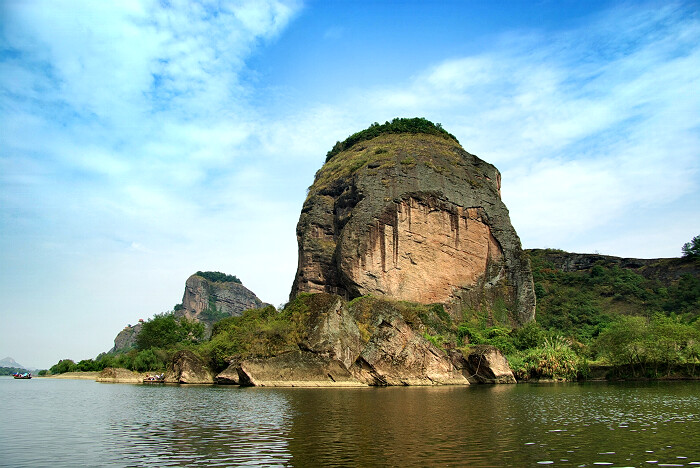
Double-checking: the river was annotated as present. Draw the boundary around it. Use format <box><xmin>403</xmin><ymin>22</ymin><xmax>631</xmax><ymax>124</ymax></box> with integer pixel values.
<box><xmin>0</xmin><ymin>378</ymin><xmax>698</xmax><ymax>467</ymax></box>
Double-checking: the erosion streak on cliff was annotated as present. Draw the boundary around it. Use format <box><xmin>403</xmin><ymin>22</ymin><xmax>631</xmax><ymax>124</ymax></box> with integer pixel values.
<box><xmin>352</xmin><ymin>198</ymin><xmax>502</xmax><ymax>304</ymax></box>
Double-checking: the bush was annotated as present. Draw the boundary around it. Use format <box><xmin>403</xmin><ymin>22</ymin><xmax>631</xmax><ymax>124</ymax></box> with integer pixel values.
<box><xmin>132</xmin><ymin>349</ymin><xmax>165</xmax><ymax>372</ymax></box>
<box><xmin>593</xmin><ymin>314</ymin><xmax>700</xmax><ymax>376</ymax></box>
<box><xmin>49</xmin><ymin>359</ymin><xmax>77</xmax><ymax>374</ymax></box>
<box><xmin>682</xmin><ymin>235</ymin><xmax>700</xmax><ymax>259</ymax></box>
<box><xmin>195</xmin><ymin>271</ymin><xmax>241</xmax><ymax>283</ymax></box>
<box><xmin>136</xmin><ymin>313</ymin><xmax>204</xmax><ymax>350</ymax></box>
<box><xmin>513</xmin><ymin>336</ymin><xmax>581</xmax><ymax>380</ymax></box>
<box><xmin>325</xmin><ymin>118</ymin><xmax>459</xmax><ymax>162</ymax></box>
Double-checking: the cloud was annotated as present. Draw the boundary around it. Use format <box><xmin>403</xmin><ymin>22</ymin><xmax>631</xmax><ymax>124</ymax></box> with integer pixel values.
<box><xmin>314</xmin><ymin>2</ymin><xmax>700</xmax><ymax>254</ymax></box>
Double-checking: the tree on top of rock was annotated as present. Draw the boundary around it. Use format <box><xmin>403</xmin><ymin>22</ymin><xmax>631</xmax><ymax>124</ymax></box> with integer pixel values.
<box><xmin>682</xmin><ymin>235</ymin><xmax>700</xmax><ymax>259</ymax></box>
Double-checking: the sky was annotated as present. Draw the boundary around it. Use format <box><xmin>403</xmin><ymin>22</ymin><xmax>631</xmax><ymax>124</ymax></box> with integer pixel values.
<box><xmin>1</xmin><ymin>0</ymin><xmax>698</xmax><ymax>369</ymax></box>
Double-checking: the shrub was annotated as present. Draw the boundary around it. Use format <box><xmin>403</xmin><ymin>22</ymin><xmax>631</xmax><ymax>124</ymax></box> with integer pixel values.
<box><xmin>325</xmin><ymin>118</ymin><xmax>459</xmax><ymax>162</ymax></box>
<box><xmin>514</xmin><ymin>336</ymin><xmax>580</xmax><ymax>380</ymax></box>
<box><xmin>136</xmin><ymin>313</ymin><xmax>205</xmax><ymax>350</ymax></box>
<box><xmin>195</xmin><ymin>271</ymin><xmax>242</xmax><ymax>284</ymax></box>
<box><xmin>682</xmin><ymin>235</ymin><xmax>700</xmax><ymax>259</ymax></box>
<box><xmin>49</xmin><ymin>359</ymin><xmax>77</xmax><ymax>374</ymax></box>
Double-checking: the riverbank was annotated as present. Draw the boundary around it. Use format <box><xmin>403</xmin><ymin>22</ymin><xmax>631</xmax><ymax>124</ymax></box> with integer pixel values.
<box><xmin>42</xmin><ymin>371</ymin><xmax>100</xmax><ymax>380</ymax></box>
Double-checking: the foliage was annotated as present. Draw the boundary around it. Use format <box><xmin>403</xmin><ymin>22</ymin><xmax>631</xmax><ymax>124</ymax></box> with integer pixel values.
<box><xmin>663</xmin><ymin>274</ymin><xmax>700</xmax><ymax>314</ymax></box>
<box><xmin>0</xmin><ymin>367</ymin><xmax>28</xmax><ymax>376</ymax></box>
<box><xmin>202</xmin><ymin>304</ymin><xmax>300</xmax><ymax>372</ymax></box>
<box><xmin>195</xmin><ymin>271</ymin><xmax>241</xmax><ymax>284</ymax></box>
<box><xmin>325</xmin><ymin>118</ymin><xmax>459</xmax><ymax>163</ymax></box>
<box><xmin>49</xmin><ymin>359</ymin><xmax>77</xmax><ymax>374</ymax></box>
<box><xmin>136</xmin><ymin>312</ymin><xmax>205</xmax><ymax>351</ymax></box>
<box><xmin>511</xmin><ymin>336</ymin><xmax>581</xmax><ymax>381</ymax></box>
<box><xmin>682</xmin><ymin>235</ymin><xmax>700</xmax><ymax>259</ymax></box>
<box><xmin>593</xmin><ymin>314</ymin><xmax>700</xmax><ymax>376</ymax></box>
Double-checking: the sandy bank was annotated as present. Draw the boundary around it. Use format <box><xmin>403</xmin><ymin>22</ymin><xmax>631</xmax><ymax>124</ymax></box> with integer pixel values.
<box><xmin>44</xmin><ymin>371</ymin><xmax>100</xmax><ymax>380</ymax></box>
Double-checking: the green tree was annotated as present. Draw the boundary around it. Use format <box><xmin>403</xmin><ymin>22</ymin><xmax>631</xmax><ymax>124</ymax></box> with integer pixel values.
<box><xmin>594</xmin><ymin>315</ymin><xmax>648</xmax><ymax>367</ymax></box>
<box><xmin>49</xmin><ymin>359</ymin><xmax>77</xmax><ymax>374</ymax></box>
<box><xmin>136</xmin><ymin>313</ymin><xmax>204</xmax><ymax>350</ymax></box>
<box><xmin>132</xmin><ymin>349</ymin><xmax>165</xmax><ymax>371</ymax></box>
<box><xmin>682</xmin><ymin>235</ymin><xmax>700</xmax><ymax>259</ymax></box>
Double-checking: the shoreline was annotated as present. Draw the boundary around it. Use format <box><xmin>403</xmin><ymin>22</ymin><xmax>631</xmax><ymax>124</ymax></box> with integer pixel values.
<box><xmin>41</xmin><ymin>371</ymin><xmax>101</xmax><ymax>380</ymax></box>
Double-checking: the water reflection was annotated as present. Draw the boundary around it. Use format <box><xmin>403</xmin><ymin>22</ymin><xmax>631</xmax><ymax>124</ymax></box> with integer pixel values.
<box><xmin>1</xmin><ymin>378</ymin><xmax>698</xmax><ymax>467</ymax></box>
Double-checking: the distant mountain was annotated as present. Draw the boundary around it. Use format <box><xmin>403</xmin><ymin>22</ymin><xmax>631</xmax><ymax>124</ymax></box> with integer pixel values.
<box><xmin>0</xmin><ymin>357</ymin><xmax>26</xmax><ymax>369</ymax></box>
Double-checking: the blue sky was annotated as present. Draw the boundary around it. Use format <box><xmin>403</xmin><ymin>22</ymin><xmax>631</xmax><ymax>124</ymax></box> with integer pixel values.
<box><xmin>1</xmin><ymin>0</ymin><xmax>698</xmax><ymax>369</ymax></box>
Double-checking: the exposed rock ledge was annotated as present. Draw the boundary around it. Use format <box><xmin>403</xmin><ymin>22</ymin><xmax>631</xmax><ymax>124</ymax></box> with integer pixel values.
<box><xmin>214</xmin><ymin>294</ymin><xmax>515</xmax><ymax>387</ymax></box>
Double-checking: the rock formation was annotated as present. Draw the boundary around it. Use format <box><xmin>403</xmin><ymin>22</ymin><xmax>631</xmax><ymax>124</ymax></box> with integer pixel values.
<box><xmin>449</xmin><ymin>346</ymin><xmax>516</xmax><ymax>384</ymax></box>
<box><xmin>291</xmin><ymin>120</ymin><xmax>535</xmax><ymax>325</ymax></box>
<box><xmin>216</xmin><ymin>293</ymin><xmax>512</xmax><ymax>387</ymax></box>
<box><xmin>174</xmin><ymin>273</ymin><xmax>267</xmax><ymax>331</ymax></box>
<box><xmin>527</xmin><ymin>248</ymin><xmax>700</xmax><ymax>284</ymax></box>
<box><xmin>110</xmin><ymin>322</ymin><xmax>142</xmax><ymax>353</ymax></box>
<box><xmin>96</xmin><ymin>367</ymin><xmax>144</xmax><ymax>383</ymax></box>
<box><xmin>109</xmin><ymin>271</ymin><xmax>267</xmax><ymax>353</ymax></box>
<box><xmin>164</xmin><ymin>350</ymin><xmax>214</xmax><ymax>384</ymax></box>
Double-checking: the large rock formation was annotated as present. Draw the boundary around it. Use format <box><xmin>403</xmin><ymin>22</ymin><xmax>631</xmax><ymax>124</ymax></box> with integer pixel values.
<box><xmin>174</xmin><ymin>273</ymin><xmax>267</xmax><ymax>330</ymax></box>
<box><xmin>291</xmin><ymin>121</ymin><xmax>535</xmax><ymax>325</ymax></box>
<box><xmin>110</xmin><ymin>322</ymin><xmax>142</xmax><ymax>353</ymax></box>
<box><xmin>164</xmin><ymin>350</ymin><xmax>214</xmax><ymax>384</ymax></box>
<box><xmin>109</xmin><ymin>272</ymin><xmax>267</xmax><ymax>352</ymax></box>
<box><xmin>216</xmin><ymin>293</ymin><xmax>513</xmax><ymax>387</ymax></box>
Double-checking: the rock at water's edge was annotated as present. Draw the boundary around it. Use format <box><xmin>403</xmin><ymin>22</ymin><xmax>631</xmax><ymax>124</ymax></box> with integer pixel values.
<box><xmin>164</xmin><ymin>350</ymin><xmax>214</xmax><ymax>384</ymax></box>
<box><xmin>450</xmin><ymin>345</ymin><xmax>516</xmax><ymax>384</ymax></box>
<box><xmin>236</xmin><ymin>351</ymin><xmax>366</xmax><ymax>387</ymax></box>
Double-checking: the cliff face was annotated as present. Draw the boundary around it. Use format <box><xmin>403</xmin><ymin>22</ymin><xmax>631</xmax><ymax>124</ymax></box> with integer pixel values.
<box><xmin>174</xmin><ymin>274</ymin><xmax>267</xmax><ymax>329</ymax></box>
<box><xmin>291</xmin><ymin>131</ymin><xmax>535</xmax><ymax>325</ymax></box>
<box><xmin>110</xmin><ymin>322</ymin><xmax>142</xmax><ymax>353</ymax></box>
<box><xmin>527</xmin><ymin>249</ymin><xmax>699</xmax><ymax>285</ymax></box>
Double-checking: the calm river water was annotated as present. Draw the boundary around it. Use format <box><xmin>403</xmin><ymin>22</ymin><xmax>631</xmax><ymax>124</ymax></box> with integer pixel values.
<box><xmin>0</xmin><ymin>378</ymin><xmax>698</xmax><ymax>467</ymax></box>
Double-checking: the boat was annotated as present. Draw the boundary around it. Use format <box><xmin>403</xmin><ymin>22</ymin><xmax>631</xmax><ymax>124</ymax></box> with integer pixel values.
<box><xmin>12</xmin><ymin>372</ymin><xmax>31</xmax><ymax>379</ymax></box>
<box><xmin>143</xmin><ymin>373</ymin><xmax>165</xmax><ymax>383</ymax></box>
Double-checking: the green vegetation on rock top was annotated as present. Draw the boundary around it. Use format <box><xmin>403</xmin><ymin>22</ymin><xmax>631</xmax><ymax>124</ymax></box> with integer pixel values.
<box><xmin>325</xmin><ymin>117</ymin><xmax>459</xmax><ymax>163</ymax></box>
<box><xmin>195</xmin><ymin>271</ymin><xmax>241</xmax><ymax>284</ymax></box>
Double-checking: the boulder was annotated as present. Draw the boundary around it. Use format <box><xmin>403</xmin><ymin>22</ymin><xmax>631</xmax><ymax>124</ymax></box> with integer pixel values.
<box><xmin>236</xmin><ymin>351</ymin><xmax>365</xmax><ymax>387</ymax></box>
<box><xmin>298</xmin><ymin>294</ymin><xmax>363</xmax><ymax>369</ymax></box>
<box><xmin>215</xmin><ymin>359</ymin><xmax>242</xmax><ymax>385</ymax></box>
<box><xmin>164</xmin><ymin>350</ymin><xmax>214</xmax><ymax>384</ymax></box>
<box><xmin>450</xmin><ymin>345</ymin><xmax>516</xmax><ymax>384</ymax></box>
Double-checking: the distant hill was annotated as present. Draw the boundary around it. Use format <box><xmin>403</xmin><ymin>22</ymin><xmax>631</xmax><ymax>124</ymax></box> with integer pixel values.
<box><xmin>0</xmin><ymin>357</ymin><xmax>26</xmax><ymax>369</ymax></box>
<box><xmin>527</xmin><ymin>249</ymin><xmax>700</xmax><ymax>342</ymax></box>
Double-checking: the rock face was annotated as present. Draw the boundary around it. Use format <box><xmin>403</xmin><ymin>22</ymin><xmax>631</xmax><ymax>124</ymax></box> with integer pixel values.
<box><xmin>174</xmin><ymin>273</ymin><xmax>267</xmax><ymax>332</ymax></box>
<box><xmin>237</xmin><ymin>351</ymin><xmax>365</xmax><ymax>387</ymax></box>
<box><xmin>164</xmin><ymin>350</ymin><xmax>214</xmax><ymax>384</ymax></box>
<box><xmin>217</xmin><ymin>294</ymin><xmax>497</xmax><ymax>387</ymax></box>
<box><xmin>110</xmin><ymin>322</ymin><xmax>142</xmax><ymax>353</ymax></box>
<box><xmin>291</xmin><ymin>130</ymin><xmax>535</xmax><ymax>325</ymax></box>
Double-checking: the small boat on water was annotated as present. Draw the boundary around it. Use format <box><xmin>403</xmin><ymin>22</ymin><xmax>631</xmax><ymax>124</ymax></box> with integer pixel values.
<box><xmin>12</xmin><ymin>372</ymin><xmax>31</xmax><ymax>379</ymax></box>
<box><xmin>143</xmin><ymin>373</ymin><xmax>165</xmax><ymax>383</ymax></box>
